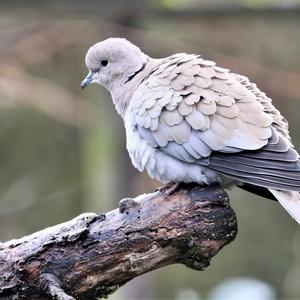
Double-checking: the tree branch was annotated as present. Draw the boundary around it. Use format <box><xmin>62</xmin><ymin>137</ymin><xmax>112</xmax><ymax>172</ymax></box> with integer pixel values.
<box><xmin>0</xmin><ymin>184</ymin><xmax>237</xmax><ymax>300</ymax></box>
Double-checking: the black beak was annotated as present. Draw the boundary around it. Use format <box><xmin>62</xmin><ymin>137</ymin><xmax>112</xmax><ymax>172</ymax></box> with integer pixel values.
<box><xmin>81</xmin><ymin>72</ymin><xmax>95</xmax><ymax>89</ymax></box>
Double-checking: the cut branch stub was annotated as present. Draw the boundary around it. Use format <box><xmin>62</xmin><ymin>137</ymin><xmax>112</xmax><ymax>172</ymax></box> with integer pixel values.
<box><xmin>0</xmin><ymin>184</ymin><xmax>237</xmax><ymax>300</ymax></box>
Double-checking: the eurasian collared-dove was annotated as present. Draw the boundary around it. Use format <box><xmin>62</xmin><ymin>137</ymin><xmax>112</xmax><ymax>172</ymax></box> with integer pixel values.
<box><xmin>81</xmin><ymin>38</ymin><xmax>300</xmax><ymax>223</ymax></box>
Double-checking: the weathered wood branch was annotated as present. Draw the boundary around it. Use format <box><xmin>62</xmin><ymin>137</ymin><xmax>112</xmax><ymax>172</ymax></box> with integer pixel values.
<box><xmin>0</xmin><ymin>184</ymin><xmax>237</xmax><ymax>300</ymax></box>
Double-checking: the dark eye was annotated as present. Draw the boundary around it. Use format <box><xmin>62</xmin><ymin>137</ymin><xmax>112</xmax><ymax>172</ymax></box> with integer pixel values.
<box><xmin>101</xmin><ymin>60</ymin><xmax>108</xmax><ymax>67</ymax></box>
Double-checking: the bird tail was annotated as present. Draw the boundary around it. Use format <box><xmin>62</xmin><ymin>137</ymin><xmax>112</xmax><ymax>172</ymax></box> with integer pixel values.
<box><xmin>269</xmin><ymin>189</ymin><xmax>300</xmax><ymax>224</ymax></box>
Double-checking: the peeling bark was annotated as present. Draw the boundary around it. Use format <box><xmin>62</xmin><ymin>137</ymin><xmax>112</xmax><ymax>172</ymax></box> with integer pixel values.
<box><xmin>0</xmin><ymin>184</ymin><xmax>237</xmax><ymax>300</ymax></box>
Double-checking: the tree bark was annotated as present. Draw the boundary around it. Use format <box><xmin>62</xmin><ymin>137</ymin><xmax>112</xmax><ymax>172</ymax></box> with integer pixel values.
<box><xmin>0</xmin><ymin>184</ymin><xmax>237</xmax><ymax>300</ymax></box>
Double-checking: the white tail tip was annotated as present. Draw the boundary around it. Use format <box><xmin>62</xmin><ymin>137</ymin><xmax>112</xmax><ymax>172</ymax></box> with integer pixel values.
<box><xmin>269</xmin><ymin>189</ymin><xmax>300</xmax><ymax>224</ymax></box>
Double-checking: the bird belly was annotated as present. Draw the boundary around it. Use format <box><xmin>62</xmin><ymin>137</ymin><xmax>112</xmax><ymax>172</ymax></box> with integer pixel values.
<box><xmin>125</xmin><ymin>120</ymin><xmax>218</xmax><ymax>185</ymax></box>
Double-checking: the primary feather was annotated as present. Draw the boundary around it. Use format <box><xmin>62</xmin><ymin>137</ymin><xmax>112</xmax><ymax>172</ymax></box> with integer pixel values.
<box><xmin>82</xmin><ymin>38</ymin><xmax>300</xmax><ymax>224</ymax></box>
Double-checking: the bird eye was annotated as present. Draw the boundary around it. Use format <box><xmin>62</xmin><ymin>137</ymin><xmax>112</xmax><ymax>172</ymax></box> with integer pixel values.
<box><xmin>101</xmin><ymin>60</ymin><xmax>108</xmax><ymax>67</ymax></box>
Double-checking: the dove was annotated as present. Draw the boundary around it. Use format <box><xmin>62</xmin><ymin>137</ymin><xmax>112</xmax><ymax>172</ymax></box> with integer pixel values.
<box><xmin>81</xmin><ymin>37</ymin><xmax>300</xmax><ymax>223</ymax></box>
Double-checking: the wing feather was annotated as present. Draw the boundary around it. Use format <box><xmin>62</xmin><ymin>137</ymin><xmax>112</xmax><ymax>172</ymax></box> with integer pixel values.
<box><xmin>129</xmin><ymin>53</ymin><xmax>300</xmax><ymax>191</ymax></box>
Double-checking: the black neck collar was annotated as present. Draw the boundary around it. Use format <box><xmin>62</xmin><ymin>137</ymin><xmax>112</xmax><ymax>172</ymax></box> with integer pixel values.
<box><xmin>124</xmin><ymin>62</ymin><xmax>147</xmax><ymax>84</ymax></box>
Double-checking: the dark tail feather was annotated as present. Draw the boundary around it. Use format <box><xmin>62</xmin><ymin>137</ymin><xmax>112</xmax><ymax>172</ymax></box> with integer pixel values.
<box><xmin>237</xmin><ymin>183</ymin><xmax>277</xmax><ymax>201</ymax></box>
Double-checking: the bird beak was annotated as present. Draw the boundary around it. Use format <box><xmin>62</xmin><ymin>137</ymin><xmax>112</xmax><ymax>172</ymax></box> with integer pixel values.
<box><xmin>81</xmin><ymin>71</ymin><xmax>95</xmax><ymax>89</ymax></box>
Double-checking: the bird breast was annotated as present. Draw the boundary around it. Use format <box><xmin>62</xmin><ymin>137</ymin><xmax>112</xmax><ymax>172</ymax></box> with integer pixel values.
<box><xmin>124</xmin><ymin>110</ymin><xmax>218</xmax><ymax>185</ymax></box>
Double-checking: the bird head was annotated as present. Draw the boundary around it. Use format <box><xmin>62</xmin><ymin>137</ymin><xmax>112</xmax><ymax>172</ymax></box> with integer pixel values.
<box><xmin>81</xmin><ymin>38</ymin><xmax>148</xmax><ymax>91</ymax></box>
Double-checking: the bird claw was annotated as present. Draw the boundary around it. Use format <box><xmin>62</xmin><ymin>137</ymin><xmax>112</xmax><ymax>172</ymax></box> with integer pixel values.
<box><xmin>156</xmin><ymin>182</ymin><xmax>181</xmax><ymax>197</ymax></box>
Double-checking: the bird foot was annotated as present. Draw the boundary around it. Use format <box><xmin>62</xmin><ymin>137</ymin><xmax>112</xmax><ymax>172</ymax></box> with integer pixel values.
<box><xmin>156</xmin><ymin>182</ymin><xmax>181</xmax><ymax>197</ymax></box>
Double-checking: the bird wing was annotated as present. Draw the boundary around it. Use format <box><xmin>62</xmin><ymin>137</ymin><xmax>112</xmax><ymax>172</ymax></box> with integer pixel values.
<box><xmin>129</xmin><ymin>53</ymin><xmax>300</xmax><ymax>191</ymax></box>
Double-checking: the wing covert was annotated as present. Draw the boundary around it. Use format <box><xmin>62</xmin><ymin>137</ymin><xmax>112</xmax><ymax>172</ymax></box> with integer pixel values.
<box><xmin>129</xmin><ymin>53</ymin><xmax>273</xmax><ymax>161</ymax></box>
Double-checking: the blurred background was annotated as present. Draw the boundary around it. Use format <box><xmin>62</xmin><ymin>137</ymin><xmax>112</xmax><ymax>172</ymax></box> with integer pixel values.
<box><xmin>0</xmin><ymin>0</ymin><xmax>300</xmax><ymax>299</ymax></box>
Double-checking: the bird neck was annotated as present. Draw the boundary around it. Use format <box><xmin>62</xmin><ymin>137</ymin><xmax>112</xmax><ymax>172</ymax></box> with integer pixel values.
<box><xmin>111</xmin><ymin>58</ymin><xmax>163</xmax><ymax>118</ymax></box>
